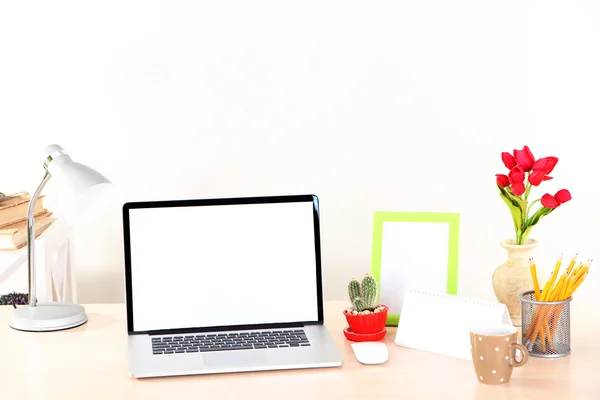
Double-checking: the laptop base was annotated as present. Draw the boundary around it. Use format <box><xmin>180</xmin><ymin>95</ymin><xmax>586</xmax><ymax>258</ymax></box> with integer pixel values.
<box><xmin>128</xmin><ymin>325</ymin><xmax>342</xmax><ymax>378</ymax></box>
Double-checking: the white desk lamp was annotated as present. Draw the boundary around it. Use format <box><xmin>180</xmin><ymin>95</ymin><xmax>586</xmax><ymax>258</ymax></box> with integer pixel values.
<box><xmin>9</xmin><ymin>144</ymin><xmax>114</xmax><ymax>332</ymax></box>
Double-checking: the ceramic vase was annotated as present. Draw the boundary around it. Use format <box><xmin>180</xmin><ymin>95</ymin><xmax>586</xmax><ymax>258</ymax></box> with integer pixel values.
<box><xmin>492</xmin><ymin>238</ymin><xmax>538</xmax><ymax>327</ymax></box>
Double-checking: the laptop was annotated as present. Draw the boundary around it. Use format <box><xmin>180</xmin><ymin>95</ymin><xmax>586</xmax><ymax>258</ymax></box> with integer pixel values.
<box><xmin>122</xmin><ymin>194</ymin><xmax>343</xmax><ymax>378</ymax></box>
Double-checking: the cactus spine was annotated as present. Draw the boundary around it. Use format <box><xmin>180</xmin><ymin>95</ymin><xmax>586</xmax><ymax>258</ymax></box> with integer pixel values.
<box><xmin>361</xmin><ymin>274</ymin><xmax>377</xmax><ymax>309</ymax></box>
<box><xmin>347</xmin><ymin>274</ymin><xmax>379</xmax><ymax>312</ymax></box>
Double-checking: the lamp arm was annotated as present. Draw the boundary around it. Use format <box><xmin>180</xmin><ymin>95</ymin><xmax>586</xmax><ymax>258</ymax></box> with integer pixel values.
<box><xmin>27</xmin><ymin>171</ymin><xmax>51</xmax><ymax>308</ymax></box>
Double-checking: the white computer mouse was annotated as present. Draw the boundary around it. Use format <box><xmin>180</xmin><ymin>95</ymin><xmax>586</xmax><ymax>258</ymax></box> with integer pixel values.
<box><xmin>351</xmin><ymin>342</ymin><xmax>388</xmax><ymax>365</ymax></box>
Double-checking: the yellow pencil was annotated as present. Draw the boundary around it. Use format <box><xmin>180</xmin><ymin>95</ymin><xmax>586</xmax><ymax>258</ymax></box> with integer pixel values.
<box><xmin>573</xmin><ymin>261</ymin><xmax>590</xmax><ymax>284</ymax></box>
<box><xmin>530</xmin><ymin>258</ymin><xmax>541</xmax><ymax>301</ymax></box>
<box><xmin>527</xmin><ymin>265</ymin><xmax>555</xmax><ymax>340</ymax></box>
<box><xmin>552</xmin><ymin>259</ymin><xmax>592</xmax><ymax>337</ymax></box>
<box><xmin>566</xmin><ymin>254</ymin><xmax>578</xmax><ymax>274</ymax></box>
<box><xmin>550</xmin><ymin>275</ymin><xmax>566</xmax><ymax>301</ymax></box>
<box><xmin>541</xmin><ymin>254</ymin><xmax>561</xmax><ymax>301</ymax></box>
<box><xmin>561</xmin><ymin>261</ymin><xmax>581</xmax><ymax>300</ymax></box>
<box><xmin>564</xmin><ymin>275</ymin><xmax>578</xmax><ymax>300</ymax></box>
<box><xmin>544</xmin><ymin>321</ymin><xmax>554</xmax><ymax>351</ymax></box>
<box><xmin>545</xmin><ymin>254</ymin><xmax>563</xmax><ymax>299</ymax></box>
<box><xmin>567</xmin><ymin>260</ymin><xmax>590</xmax><ymax>295</ymax></box>
<box><xmin>568</xmin><ymin>271</ymin><xmax>589</xmax><ymax>297</ymax></box>
<box><xmin>529</xmin><ymin>254</ymin><xmax>569</xmax><ymax>342</ymax></box>
<box><xmin>560</xmin><ymin>254</ymin><xmax>578</xmax><ymax>294</ymax></box>
<box><xmin>572</xmin><ymin>265</ymin><xmax>589</xmax><ymax>287</ymax></box>
<box><xmin>527</xmin><ymin>275</ymin><xmax>554</xmax><ymax>340</ymax></box>
<box><xmin>567</xmin><ymin>260</ymin><xmax>593</xmax><ymax>298</ymax></box>
<box><xmin>538</xmin><ymin>256</ymin><xmax>593</xmax><ymax>345</ymax></box>
<box><xmin>540</xmin><ymin>270</ymin><xmax>555</xmax><ymax>302</ymax></box>
<box><xmin>564</xmin><ymin>261</ymin><xmax>584</xmax><ymax>299</ymax></box>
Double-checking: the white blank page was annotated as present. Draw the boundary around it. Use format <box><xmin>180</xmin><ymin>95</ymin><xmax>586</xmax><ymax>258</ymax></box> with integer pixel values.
<box><xmin>379</xmin><ymin>221</ymin><xmax>449</xmax><ymax>314</ymax></box>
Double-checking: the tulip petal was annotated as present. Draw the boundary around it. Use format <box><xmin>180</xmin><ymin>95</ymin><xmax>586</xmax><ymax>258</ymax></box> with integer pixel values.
<box><xmin>496</xmin><ymin>174</ymin><xmax>510</xmax><ymax>188</ymax></box>
<box><xmin>541</xmin><ymin>194</ymin><xmax>560</xmax><ymax>208</ymax></box>
<box><xmin>524</xmin><ymin>145</ymin><xmax>535</xmax><ymax>161</ymax></box>
<box><xmin>508</xmin><ymin>166</ymin><xmax>525</xmax><ymax>184</ymax></box>
<box><xmin>532</xmin><ymin>158</ymin><xmax>547</xmax><ymax>171</ymax></box>
<box><xmin>533</xmin><ymin>156</ymin><xmax>558</xmax><ymax>175</ymax></box>
<box><xmin>555</xmin><ymin>189</ymin><xmax>572</xmax><ymax>204</ymax></box>
<box><xmin>543</xmin><ymin>175</ymin><xmax>553</xmax><ymax>181</ymax></box>
<box><xmin>511</xmin><ymin>182</ymin><xmax>526</xmax><ymax>196</ymax></box>
<box><xmin>514</xmin><ymin>146</ymin><xmax>535</xmax><ymax>172</ymax></box>
<box><xmin>501</xmin><ymin>152</ymin><xmax>517</xmax><ymax>170</ymax></box>
<box><xmin>528</xmin><ymin>171</ymin><xmax>544</xmax><ymax>186</ymax></box>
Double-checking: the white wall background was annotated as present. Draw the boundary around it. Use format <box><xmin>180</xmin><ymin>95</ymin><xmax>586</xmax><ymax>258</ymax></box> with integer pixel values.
<box><xmin>1</xmin><ymin>1</ymin><xmax>599</xmax><ymax>307</ymax></box>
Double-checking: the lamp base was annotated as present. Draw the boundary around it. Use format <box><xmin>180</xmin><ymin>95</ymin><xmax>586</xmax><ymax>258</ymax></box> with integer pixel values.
<box><xmin>9</xmin><ymin>302</ymin><xmax>88</xmax><ymax>332</ymax></box>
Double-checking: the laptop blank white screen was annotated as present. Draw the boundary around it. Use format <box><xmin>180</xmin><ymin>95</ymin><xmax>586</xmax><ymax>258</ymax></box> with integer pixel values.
<box><xmin>127</xmin><ymin>200</ymin><xmax>320</xmax><ymax>332</ymax></box>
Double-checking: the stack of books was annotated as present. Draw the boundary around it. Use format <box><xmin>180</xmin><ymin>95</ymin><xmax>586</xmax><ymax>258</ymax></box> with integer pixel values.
<box><xmin>0</xmin><ymin>192</ymin><xmax>55</xmax><ymax>250</ymax></box>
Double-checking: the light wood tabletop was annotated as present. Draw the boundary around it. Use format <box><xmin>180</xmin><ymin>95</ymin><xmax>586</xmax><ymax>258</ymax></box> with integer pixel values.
<box><xmin>1</xmin><ymin>300</ymin><xmax>599</xmax><ymax>399</ymax></box>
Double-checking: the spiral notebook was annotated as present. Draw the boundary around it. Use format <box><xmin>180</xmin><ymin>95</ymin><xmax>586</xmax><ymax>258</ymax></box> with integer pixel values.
<box><xmin>394</xmin><ymin>289</ymin><xmax>511</xmax><ymax>360</ymax></box>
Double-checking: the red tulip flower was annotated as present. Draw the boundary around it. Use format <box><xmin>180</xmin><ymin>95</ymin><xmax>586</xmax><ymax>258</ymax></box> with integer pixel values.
<box><xmin>540</xmin><ymin>194</ymin><xmax>560</xmax><ymax>208</ymax></box>
<box><xmin>508</xmin><ymin>166</ymin><xmax>525</xmax><ymax>195</ymax></box>
<box><xmin>495</xmin><ymin>146</ymin><xmax>572</xmax><ymax>245</ymax></box>
<box><xmin>529</xmin><ymin>156</ymin><xmax>559</xmax><ymax>186</ymax></box>
<box><xmin>533</xmin><ymin>157</ymin><xmax>558</xmax><ymax>175</ymax></box>
<box><xmin>541</xmin><ymin>189</ymin><xmax>572</xmax><ymax>209</ymax></box>
<box><xmin>508</xmin><ymin>166</ymin><xmax>524</xmax><ymax>183</ymax></box>
<box><xmin>510</xmin><ymin>182</ymin><xmax>525</xmax><ymax>196</ymax></box>
<box><xmin>555</xmin><ymin>189</ymin><xmax>572</xmax><ymax>203</ymax></box>
<box><xmin>496</xmin><ymin>174</ymin><xmax>510</xmax><ymax>188</ymax></box>
<box><xmin>513</xmin><ymin>145</ymin><xmax>535</xmax><ymax>172</ymax></box>
<box><xmin>502</xmin><ymin>152</ymin><xmax>517</xmax><ymax>169</ymax></box>
<box><xmin>528</xmin><ymin>171</ymin><xmax>546</xmax><ymax>186</ymax></box>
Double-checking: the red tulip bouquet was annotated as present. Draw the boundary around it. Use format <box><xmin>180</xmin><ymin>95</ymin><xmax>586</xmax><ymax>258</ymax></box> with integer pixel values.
<box><xmin>496</xmin><ymin>146</ymin><xmax>572</xmax><ymax>245</ymax></box>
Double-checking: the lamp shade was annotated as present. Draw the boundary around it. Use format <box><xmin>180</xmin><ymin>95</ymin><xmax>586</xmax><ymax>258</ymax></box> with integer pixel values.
<box><xmin>43</xmin><ymin>145</ymin><xmax>114</xmax><ymax>226</ymax></box>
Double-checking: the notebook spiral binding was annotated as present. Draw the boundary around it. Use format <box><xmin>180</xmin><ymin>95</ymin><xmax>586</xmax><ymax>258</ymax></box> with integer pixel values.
<box><xmin>409</xmin><ymin>289</ymin><xmax>500</xmax><ymax>307</ymax></box>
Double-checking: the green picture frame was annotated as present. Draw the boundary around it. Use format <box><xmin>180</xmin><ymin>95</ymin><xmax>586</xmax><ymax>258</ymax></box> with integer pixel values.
<box><xmin>370</xmin><ymin>212</ymin><xmax>460</xmax><ymax>326</ymax></box>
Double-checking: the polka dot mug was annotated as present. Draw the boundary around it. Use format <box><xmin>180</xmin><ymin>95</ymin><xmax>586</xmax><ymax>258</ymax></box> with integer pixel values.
<box><xmin>470</xmin><ymin>324</ymin><xmax>529</xmax><ymax>385</ymax></box>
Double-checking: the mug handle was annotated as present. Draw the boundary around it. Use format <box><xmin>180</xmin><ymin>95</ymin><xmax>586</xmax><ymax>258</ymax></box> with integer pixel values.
<box><xmin>509</xmin><ymin>343</ymin><xmax>529</xmax><ymax>367</ymax></box>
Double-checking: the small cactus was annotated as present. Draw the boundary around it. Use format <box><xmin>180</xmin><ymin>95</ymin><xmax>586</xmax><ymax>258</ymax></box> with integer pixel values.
<box><xmin>361</xmin><ymin>274</ymin><xmax>377</xmax><ymax>309</ymax></box>
<box><xmin>353</xmin><ymin>297</ymin><xmax>365</xmax><ymax>312</ymax></box>
<box><xmin>347</xmin><ymin>274</ymin><xmax>379</xmax><ymax>312</ymax></box>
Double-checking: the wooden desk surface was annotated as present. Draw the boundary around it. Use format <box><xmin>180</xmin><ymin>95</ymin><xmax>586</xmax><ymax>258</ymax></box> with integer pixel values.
<box><xmin>1</xmin><ymin>301</ymin><xmax>599</xmax><ymax>399</ymax></box>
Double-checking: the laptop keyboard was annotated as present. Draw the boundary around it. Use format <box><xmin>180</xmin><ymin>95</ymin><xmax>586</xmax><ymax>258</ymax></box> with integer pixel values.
<box><xmin>151</xmin><ymin>329</ymin><xmax>310</xmax><ymax>355</ymax></box>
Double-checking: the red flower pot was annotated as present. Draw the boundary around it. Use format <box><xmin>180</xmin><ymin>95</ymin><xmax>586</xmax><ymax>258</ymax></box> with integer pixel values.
<box><xmin>343</xmin><ymin>305</ymin><xmax>388</xmax><ymax>334</ymax></box>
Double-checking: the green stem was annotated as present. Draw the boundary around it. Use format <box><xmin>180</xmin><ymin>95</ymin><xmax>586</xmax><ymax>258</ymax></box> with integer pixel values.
<box><xmin>518</xmin><ymin>172</ymin><xmax>534</xmax><ymax>245</ymax></box>
<box><xmin>498</xmin><ymin>185</ymin><xmax>526</xmax><ymax>245</ymax></box>
<box><xmin>521</xmin><ymin>209</ymin><xmax>527</xmax><ymax>244</ymax></box>
<box><xmin>524</xmin><ymin>173</ymin><xmax>532</xmax><ymax>201</ymax></box>
<box><xmin>526</xmin><ymin>199</ymin><xmax>540</xmax><ymax>220</ymax></box>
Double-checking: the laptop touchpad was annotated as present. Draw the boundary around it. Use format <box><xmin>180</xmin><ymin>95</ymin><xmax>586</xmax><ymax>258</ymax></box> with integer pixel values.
<box><xmin>203</xmin><ymin>351</ymin><xmax>267</xmax><ymax>369</ymax></box>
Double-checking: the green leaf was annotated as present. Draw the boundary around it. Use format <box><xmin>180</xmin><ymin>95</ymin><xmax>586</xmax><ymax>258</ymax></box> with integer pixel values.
<box><xmin>499</xmin><ymin>185</ymin><xmax>527</xmax><ymax>212</ymax></box>
<box><xmin>499</xmin><ymin>190</ymin><xmax>523</xmax><ymax>233</ymax></box>
<box><xmin>520</xmin><ymin>206</ymin><xmax>554</xmax><ymax>243</ymax></box>
<box><xmin>527</xmin><ymin>206</ymin><xmax>554</xmax><ymax>227</ymax></box>
<box><xmin>513</xmin><ymin>196</ymin><xmax>528</xmax><ymax>215</ymax></box>
<box><xmin>521</xmin><ymin>225</ymin><xmax>534</xmax><ymax>243</ymax></box>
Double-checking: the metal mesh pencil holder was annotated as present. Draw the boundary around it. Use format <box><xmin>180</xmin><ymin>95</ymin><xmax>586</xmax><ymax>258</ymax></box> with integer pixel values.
<box><xmin>519</xmin><ymin>290</ymin><xmax>572</xmax><ymax>358</ymax></box>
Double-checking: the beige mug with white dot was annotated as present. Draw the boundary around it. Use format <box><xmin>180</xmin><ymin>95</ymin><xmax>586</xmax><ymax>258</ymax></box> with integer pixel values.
<box><xmin>469</xmin><ymin>324</ymin><xmax>528</xmax><ymax>385</ymax></box>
